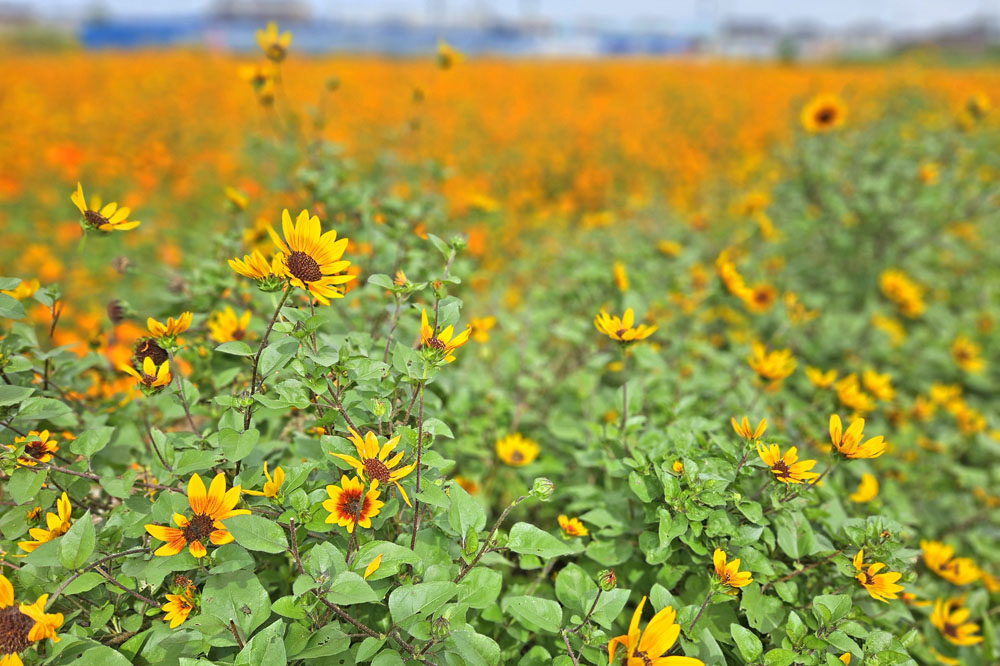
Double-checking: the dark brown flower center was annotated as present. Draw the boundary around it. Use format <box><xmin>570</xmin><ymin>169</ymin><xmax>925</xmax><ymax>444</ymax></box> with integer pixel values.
<box><xmin>232</xmin><ymin>328</ymin><xmax>246</xmax><ymax>341</ymax></box>
<box><xmin>771</xmin><ymin>460</ymin><xmax>791</xmax><ymax>479</ymax></box>
<box><xmin>287</xmin><ymin>251</ymin><xmax>323</xmax><ymax>283</ymax></box>
<box><xmin>363</xmin><ymin>458</ymin><xmax>392</xmax><ymax>484</ymax></box>
<box><xmin>339</xmin><ymin>488</ymin><xmax>368</xmax><ymax>520</ymax></box>
<box><xmin>23</xmin><ymin>441</ymin><xmax>48</xmax><ymax>459</ymax></box>
<box><xmin>426</xmin><ymin>337</ymin><xmax>447</xmax><ymax>350</ymax></box>
<box><xmin>83</xmin><ymin>209</ymin><xmax>109</xmax><ymax>229</ymax></box>
<box><xmin>943</xmin><ymin>621</ymin><xmax>959</xmax><ymax>637</ymax></box>
<box><xmin>863</xmin><ymin>571</ymin><xmax>875</xmax><ymax>585</ymax></box>
<box><xmin>816</xmin><ymin>107</ymin><xmax>836</xmax><ymax>124</ymax></box>
<box><xmin>0</xmin><ymin>605</ymin><xmax>34</xmax><ymax>656</ymax></box>
<box><xmin>632</xmin><ymin>648</ymin><xmax>653</xmax><ymax>666</ymax></box>
<box><xmin>615</xmin><ymin>328</ymin><xmax>627</xmax><ymax>338</ymax></box>
<box><xmin>134</xmin><ymin>339</ymin><xmax>168</xmax><ymax>366</ymax></box>
<box><xmin>182</xmin><ymin>514</ymin><xmax>216</xmax><ymax>543</ymax></box>
<box><xmin>510</xmin><ymin>451</ymin><xmax>524</xmax><ymax>463</ymax></box>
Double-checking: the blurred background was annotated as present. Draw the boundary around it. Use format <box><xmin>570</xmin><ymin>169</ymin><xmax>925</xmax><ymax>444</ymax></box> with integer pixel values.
<box><xmin>4</xmin><ymin>0</ymin><xmax>1000</xmax><ymax>61</ymax></box>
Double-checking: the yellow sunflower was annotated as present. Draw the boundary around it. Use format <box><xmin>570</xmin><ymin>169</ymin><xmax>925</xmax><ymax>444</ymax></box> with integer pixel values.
<box><xmin>162</xmin><ymin>587</ymin><xmax>196</xmax><ymax>629</ymax></box>
<box><xmin>330</xmin><ymin>429</ymin><xmax>416</xmax><ymax>507</ymax></box>
<box><xmin>70</xmin><ymin>182</ymin><xmax>140</xmax><ymax>232</ymax></box>
<box><xmin>921</xmin><ymin>540</ymin><xmax>980</xmax><ymax>585</ymax></box>
<box><xmin>756</xmin><ymin>443</ymin><xmax>819</xmax><ymax>485</ymax></box>
<box><xmin>243</xmin><ymin>463</ymin><xmax>285</xmax><ymax>499</ymax></box>
<box><xmin>852</xmin><ymin>549</ymin><xmax>903</xmax><ymax>603</ymax></box>
<box><xmin>18</xmin><ymin>492</ymin><xmax>72</xmax><ymax>553</ymax></box>
<box><xmin>829</xmin><ymin>414</ymin><xmax>885</xmax><ymax>459</ymax></box>
<box><xmin>268</xmin><ymin>209</ymin><xmax>354</xmax><ymax>305</ymax></box>
<box><xmin>801</xmin><ymin>94</ymin><xmax>846</xmax><ymax>133</ymax></box>
<box><xmin>121</xmin><ymin>356</ymin><xmax>172</xmax><ymax>391</ymax></box>
<box><xmin>228</xmin><ymin>249</ymin><xmax>282</xmax><ymax>281</ymax></box>
<box><xmin>594</xmin><ymin>308</ymin><xmax>656</xmax><ymax>343</ymax></box>
<box><xmin>256</xmin><ymin>21</ymin><xmax>291</xmax><ymax>62</ymax></box>
<box><xmin>207</xmin><ymin>307</ymin><xmax>251</xmax><ymax>344</ymax></box>
<box><xmin>848</xmin><ymin>474</ymin><xmax>879</xmax><ymax>502</ymax></box>
<box><xmin>322</xmin><ymin>475</ymin><xmax>384</xmax><ymax>534</ymax></box>
<box><xmin>145</xmin><ymin>473</ymin><xmax>248</xmax><ymax>558</ymax></box>
<box><xmin>420</xmin><ymin>309</ymin><xmax>472</xmax><ymax>363</ymax></box>
<box><xmin>713</xmin><ymin>548</ymin><xmax>753</xmax><ymax>591</ymax></box>
<box><xmin>558</xmin><ymin>515</ymin><xmax>588</xmax><ymax>538</ymax></box>
<box><xmin>607</xmin><ymin>595</ymin><xmax>704</xmax><ymax>666</ymax></box>
<box><xmin>147</xmin><ymin>312</ymin><xmax>192</xmax><ymax>339</ymax></box>
<box><xmin>0</xmin><ymin>574</ymin><xmax>63</xmax><ymax>666</ymax></box>
<box><xmin>7</xmin><ymin>430</ymin><xmax>59</xmax><ymax>466</ymax></box>
<box><xmin>931</xmin><ymin>598</ymin><xmax>982</xmax><ymax>646</ymax></box>
<box><xmin>496</xmin><ymin>433</ymin><xmax>539</xmax><ymax>467</ymax></box>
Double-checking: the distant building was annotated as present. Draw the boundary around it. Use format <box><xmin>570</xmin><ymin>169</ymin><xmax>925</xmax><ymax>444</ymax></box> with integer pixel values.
<box><xmin>211</xmin><ymin>0</ymin><xmax>311</xmax><ymax>23</ymax></box>
<box><xmin>715</xmin><ymin>19</ymin><xmax>780</xmax><ymax>59</ymax></box>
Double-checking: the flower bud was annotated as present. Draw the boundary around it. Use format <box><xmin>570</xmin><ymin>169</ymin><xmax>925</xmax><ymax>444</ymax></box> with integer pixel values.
<box><xmin>598</xmin><ymin>569</ymin><xmax>617</xmax><ymax>591</ymax></box>
<box><xmin>430</xmin><ymin>616</ymin><xmax>450</xmax><ymax>638</ymax></box>
<box><xmin>531</xmin><ymin>477</ymin><xmax>554</xmax><ymax>501</ymax></box>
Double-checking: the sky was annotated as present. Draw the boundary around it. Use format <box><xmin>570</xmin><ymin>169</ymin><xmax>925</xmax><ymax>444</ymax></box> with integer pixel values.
<box><xmin>27</xmin><ymin>0</ymin><xmax>1000</xmax><ymax>31</ymax></box>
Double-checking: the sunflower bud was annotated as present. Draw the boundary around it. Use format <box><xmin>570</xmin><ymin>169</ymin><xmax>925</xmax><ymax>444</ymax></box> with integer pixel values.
<box><xmin>598</xmin><ymin>569</ymin><xmax>617</xmax><ymax>591</ymax></box>
<box><xmin>531</xmin><ymin>477</ymin><xmax>554</xmax><ymax>501</ymax></box>
<box><xmin>372</xmin><ymin>398</ymin><xmax>387</xmax><ymax>418</ymax></box>
<box><xmin>430</xmin><ymin>616</ymin><xmax>450</xmax><ymax>638</ymax></box>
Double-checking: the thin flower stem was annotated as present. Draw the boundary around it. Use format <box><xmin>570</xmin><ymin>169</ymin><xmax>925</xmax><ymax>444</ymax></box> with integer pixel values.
<box><xmin>560</xmin><ymin>629</ymin><xmax>581</xmax><ymax>666</ymax></box>
<box><xmin>94</xmin><ymin>566</ymin><xmax>158</xmax><ymax>607</ymax></box>
<box><xmin>762</xmin><ymin>548</ymin><xmax>845</xmax><ymax>592</ymax></box>
<box><xmin>170</xmin><ymin>360</ymin><xmax>198</xmax><ymax>432</ymax></box>
<box><xmin>243</xmin><ymin>283</ymin><xmax>293</xmax><ymax>432</ymax></box>
<box><xmin>453</xmin><ymin>495</ymin><xmax>528</xmax><ymax>583</ymax></box>
<box><xmin>48</xmin><ymin>547</ymin><xmax>150</xmax><ymax>607</ymax></box>
<box><xmin>571</xmin><ymin>588</ymin><xmax>603</xmax><ymax>631</ymax></box>
<box><xmin>228</xmin><ymin>620</ymin><xmax>245</xmax><ymax>649</ymax></box>
<box><xmin>687</xmin><ymin>590</ymin><xmax>714</xmax><ymax>635</ymax></box>
<box><xmin>409</xmin><ymin>382</ymin><xmax>425</xmax><ymax>550</ymax></box>
<box><xmin>288</xmin><ymin>518</ymin><xmax>304</xmax><ymax>575</ymax></box>
<box><xmin>619</xmin><ymin>380</ymin><xmax>632</xmax><ymax>458</ymax></box>
<box><xmin>381</xmin><ymin>295</ymin><xmax>403</xmax><ymax>364</ymax></box>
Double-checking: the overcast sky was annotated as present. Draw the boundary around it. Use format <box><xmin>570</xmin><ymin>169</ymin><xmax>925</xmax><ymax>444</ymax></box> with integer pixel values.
<box><xmin>29</xmin><ymin>0</ymin><xmax>1000</xmax><ymax>30</ymax></box>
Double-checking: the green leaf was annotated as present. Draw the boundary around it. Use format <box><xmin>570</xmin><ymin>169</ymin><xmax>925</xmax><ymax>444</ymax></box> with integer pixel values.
<box><xmin>326</xmin><ymin>571</ymin><xmax>379</xmax><ymax>605</ymax></box>
<box><xmin>731</xmin><ymin>624</ymin><xmax>764</xmax><ymax>661</ymax></box>
<box><xmin>293</xmin><ymin>623</ymin><xmax>351</xmax><ymax>658</ymax></box>
<box><xmin>371</xmin><ymin>652</ymin><xmax>405</xmax><ymax>666</ymax></box>
<box><xmin>78</xmin><ymin>646</ymin><xmax>134</xmax><ymax>666</ymax></box>
<box><xmin>17</xmin><ymin>397</ymin><xmax>72</xmax><ymax>420</ymax></box>
<box><xmin>449</xmin><ymin>482</ymin><xmax>486</xmax><ymax>540</ymax></box>
<box><xmin>271</xmin><ymin>596</ymin><xmax>306</xmax><ymax>619</ymax></box>
<box><xmin>507</xmin><ymin>522</ymin><xmax>575</xmax><ymax>558</ymax></box>
<box><xmin>763</xmin><ymin>648</ymin><xmax>797</xmax><ymax>666</ymax></box>
<box><xmin>352</xmin><ymin>541</ymin><xmax>420</xmax><ymax>581</ymax></box>
<box><xmin>740</xmin><ymin>583</ymin><xmax>784</xmax><ymax>633</ymax></box>
<box><xmin>388</xmin><ymin>581</ymin><xmax>459</xmax><ymax>625</ymax></box>
<box><xmin>202</xmin><ymin>570</ymin><xmax>272</xmax><ymax>637</ymax></box>
<box><xmin>0</xmin><ymin>385</ymin><xmax>34</xmax><ymax>406</ymax></box>
<box><xmin>71</xmin><ymin>426</ymin><xmax>115</xmax><ymax>457</ymax></box>
<box><xmin>0</xmin><ymin>294</ymin><xmax>25</xmax><ymax>320</ymax></box>
<box><xmin>458</xmin><ymin>567</ymin><xmax>503</xmax><ymax>609</ymax></box>
<box><xmin>447</xmin><ymin>630</ymin><xmax>501</xmax><ymax>666</ymax></box>
<box><xmin>554</xmin><ymin>563</ymin><xmax>594</xmax><ymax>613</ymax></box>
<box><xmin>218</xmin><ymin>428</ymin><xmax>260</xmax><ymax>463</ymax></box>
<box><xmin>225</xmin><ymin>514</ymin><xmax>289</xmax><ymax>553</ymax></box>
<box><xmin>503</xmin><ymin>595</ymin><xmax>562</xmax><ymax>633</ymax></box>
<box><xmin>216</xmin><ymin>341</ymin><xmax>254</xmax><ymax>356</ymax></box>
<box><xmin>813</xmin><ymin>594</ymin><xmax>852</xmax><ymax>625</ymax></box>
<box><xmin>367</xmin><ymin>273</ymin><xmax>395</xmax><ymax>290</ymax></box>
<box><xmin>62</xmin><ymin>571</ymin><xmax>105</xmax><ymax>595</ymax></box>
<box><xmin>59</xmin><ymin>511</ymin><xmax>95</xmax><ymax>569</ymax></box>
<box><xmin>234</xmin><ymin>619</ymin><xmax>286</xmax><ymax>666</ymax></box>
<box><xmin>9</xmin><ymin>467</ymin><xmax>45</xmax><ymax>504</ymax></box>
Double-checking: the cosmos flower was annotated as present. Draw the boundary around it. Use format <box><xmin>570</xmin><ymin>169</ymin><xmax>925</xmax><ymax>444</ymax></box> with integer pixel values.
<box><xmin>495</xmin><ymin>433</ymin><xmax>539</xmax><ymax>467</ymax></box>
<box><xmin>594</xmin><ymin>308</ymin><xmax>656</xmax><ymax>343</ymax></box>
<box><xmin>268</xmin><ymin>209</ymin><xmax>355</xmax><ymax>305</ymax></box>
<box><xmin>848</xmin><ymin>474</ymin><xmax>879</xmax><ymax>502</ymax></box>
<box><xmin>829</xmin><ymin>414</ymin><xmax>885</xmax><ymax>459</ymax></box>
<box><xmin>7</xmin><ymin>430</ymin><xmax>59</xmax><ymax>466</ymax></box>
<box><xmin>852</xmin><ymin>549</ymin><xmax>903</xmax><ymax>603</ymax></box>
<box><xmin>607</xmin><ymin>595</ymin><xmax>704</xmax><ymax>666</ymax></box>
<box><xmin>931</xmin><ymin>598</ymin><xmax>982</xmax><ymax>646</ymax></box>
<box><xmin>801</xmin><ymin>94</ymin><xmax>846</xmax><ymax>133</ymax></box>
<box><xmin>756</xmin><ymin>443</ymin><xmax>819</xmax><ymax>485</ymax></box>
<box><xmin>920</xmin><ymin>541</ymin><xmax>980</xmax><ymax>586</ymax></box>
<box><xmin>558</xmin><ymin>515</ymin><xmax>588</xmax><ymax>538</ymax></box>
<box><xmin>322</xmin><ymin>475</ymin><xmax>384</xmax><ymax>534</ymax></box>
<box><xmin>70</xmin><ymin>182</ymin><xmax>140</xmax><ymax>232</ymax></box>
<box><xmin>145</xmin><ymin>473</ymin><xmax>248</xmax><ymax>558</ymax></box>
<box><xmin>713</xmin><ymin>549</ymin><xmax>752</xmax><ymax>591</ymax></box>
<box><xmin>420</xmin><ymin>309</ymin><xmax>472</xmax><ymax>363</ymax></box>
<box><xmin>330</xmin><ymin>429</ymin><xmax>415</xmax><ymax>507</ymax></box>
<box><xmin>18</xmin><ymin>493</ymin><xmax>72</xmax><ymax>553</ymax></box>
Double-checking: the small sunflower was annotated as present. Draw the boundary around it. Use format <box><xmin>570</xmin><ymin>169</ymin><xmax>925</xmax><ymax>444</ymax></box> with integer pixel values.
<box><xmin>268</xmin><ymin>209</ymin><xmax>354</xmax><ymax>305</ymax></box>
<box><xmin>7</xmin><ymin>430</ymin><xmax>59</xmax><ymax>466</ymax></box>
<box><xmin>608</xmin><ymin>595</ymin><xmax>704</xmax><ymax>666</ymax></box>
<box><xmin>145</xmin><ymin>473</ymin><xmax>248</xmax><ymax>558</ymax></box>
<box><xmin>147</xmin><ymin>312</ymin><xmax>192</xmax><ymax>339</ymax></box>
<box><xmin>436</xmin><ymin>39</ymin><xmax>463</xmax><ymax>69</ymax></box>
<box><xmin>931</xmin><ymin>598</ymin><xmax>982</xmax><ymax>646</ymax></box>
<box><xmin>594</xmin><ymin>308</ymin><xmax>656</xmax><ymax>343</ymax></box>
<box><xmin>848</xmin><ymin>473</ymin><xmax>879</xmax><ymax>502</ymax></box>
<box><xmin>322</xmin><ymin>475</ymin><xmax>384</xmax><ymax>534</ymax></box>
<box><xmin>18</xmin><ymin>493</ymin><xmax>72</xmax><ymax>553</ymax></box>
<box><xmin>805</xmin><ymin>367</ymin><xmax>837</xmax><ymax>388</ymax></box>
<box><xmin>242</xmin><ymin>463</ymin><xmax>285</xmax><ymax>499</ymax></box>
<box><xmin>731</xmin><ymin>416</ymin><xmax>766</xmax><ymax>441</ymax></box>
<box><xmin>921</xmin><ymin>540</ymin><xmax>980</xmax><ymax>586</ymax></box>
<box><xmin>70</xmin><ymin>182</ymin><xmax>140</xmax><ymax>232</ymax></box>
<box><xmin>0</xmin><ymin>574</ymin><xmax>63</xmax><ymax>666</ymax></box>
<box><xmin>207</xmin><ymin>307</ymin><xmax>251</xmax><ymax>344</ymax></box>
<box><xmin>558</xmin><ymin>515</ymin><xmax>588</xmax><ymax>538</ymax></box>
<box><xmin>756</xmin><ymin>443</ymin><xmax>819</xmax><ymax>485</ymax></box>
<box><xmin>801</xmin><ymin>94</ymin><xmax>846</xmax><ymax>133</ymax></box>
<box><xmin>420</xmin><ymin>309</ymin><xmax>472</xmax><ymax>363</ymax></box>
<box><xmin>747</xmin><ymin>341</ymin><xmax>796</xmax><ymax>384</ymax></box>
<box><xmin>330</xmin><ymin>429</ymin><xmax>415</xmax><ymax>507</ymax></box>
<box><xmin>228</xmin><ymin>249</ymin><xmax>282</xmax><ymax>282</ymax></box>
<box><xmin>256</xmin><ymin>21</ymin><xmax>291</xmax><ymax>62</ymax></box>
<box><xmin>829</xmin><ymin>414</ymin><xmax>885</xmax><ymax>459</ymax></box>
<box><xmin>162</xmin><ymin>587</ymin><xmax>196</xmax><ymax>629</ymax></box>
<box><xmin>468</xmin><ymin>316</ymin><xmax>497</xmax><ymax>343</ymax></box>
<box><xmin>713</xmin><ymin>548</ymin><xmax>752</xmax><ymax>591</ymax></box>
<box><xmin>852</xmin><ymin>549</ymin><xmax>903</xmax><ymax>603</ymax></box>
<box><xmin>950</xmin><ymin>336</ymin><xmax>985</xmax><ymax>373</ymax></box>
<box><xmin>496</xmin><ymin>433</ymin><xmax>539</xmax><ymax>467</ymax></box>
<box><xmin>121</xmin><ymin>356</ymin><xmax>172</xmax><ymax>391</ymax></box>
